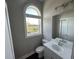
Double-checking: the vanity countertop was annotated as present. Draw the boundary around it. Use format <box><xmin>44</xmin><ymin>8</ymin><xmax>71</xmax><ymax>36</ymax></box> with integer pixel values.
<box><xmin>44</xmin><ymin>39</ymin><xmax>73</xmax><ymax>59</ymax></box>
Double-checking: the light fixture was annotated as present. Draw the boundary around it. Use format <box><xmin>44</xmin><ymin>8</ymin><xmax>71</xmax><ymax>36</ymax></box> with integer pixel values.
<box><xmin>55</xmin><ymin>0</ymin><xmax>73</xmax><ymax>10</ymax></box>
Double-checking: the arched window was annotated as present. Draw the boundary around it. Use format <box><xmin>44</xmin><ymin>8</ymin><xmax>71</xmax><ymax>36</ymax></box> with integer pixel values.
<box><xmin>25</xmin><ymin>5</ymin><xmax>41</xmax><ymax>36</ymax></box>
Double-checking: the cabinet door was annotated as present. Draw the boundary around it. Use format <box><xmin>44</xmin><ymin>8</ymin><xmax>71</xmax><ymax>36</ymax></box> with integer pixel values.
<box><xmin>51</xmin><ymin>51</ymin><xmax>62</xmax><ymax>59</ymax></box>
<box><xmin>44</xmin><ymin>47</ymin><xmax>62</xmax><ymax>59</ymax></box>
<box><xmin>51</xmin><ymin>56</ymin><xmax>62</xmax><ymax>59</ymax></box>
<box><xmin>44</xmin><ymin>47</ymin><xmax>52</xmax><ymax>59</ymax></box>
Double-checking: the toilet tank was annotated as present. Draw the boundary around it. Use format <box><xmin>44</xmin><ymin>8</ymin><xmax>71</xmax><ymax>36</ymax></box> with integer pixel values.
<box><xmin>42</xmin><ymin>39</ymin><xmax>49</xmax><ymax>44</ymax></box>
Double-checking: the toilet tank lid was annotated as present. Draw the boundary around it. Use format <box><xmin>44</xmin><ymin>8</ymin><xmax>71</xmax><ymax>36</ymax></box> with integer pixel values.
<box><xmin>42</xmin><ymin>39</ymin><xmax>49</xmax><ymax>43</ymax></box>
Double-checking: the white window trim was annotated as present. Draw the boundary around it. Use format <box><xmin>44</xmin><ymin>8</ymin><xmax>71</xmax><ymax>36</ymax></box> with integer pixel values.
<box><xmin>24</xmin><ymin>5</ymin><xmax>42</xmax><ymax>38</ymax></box>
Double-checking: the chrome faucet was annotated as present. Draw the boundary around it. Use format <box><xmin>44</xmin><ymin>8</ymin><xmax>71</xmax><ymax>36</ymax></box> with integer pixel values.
<box><xmin>58</xmin><ymin>39</ymin><xmax>66</xmax><ymax>46</ymax></box>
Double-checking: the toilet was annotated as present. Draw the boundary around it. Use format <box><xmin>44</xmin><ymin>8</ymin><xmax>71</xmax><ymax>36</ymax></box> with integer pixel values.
<box><xmin>35</xmin><ymin>39</ymin><xmax>48</xmax><ymax>58</ymax></box>
<box><xmin>36</xmin><ymin>46</ymin><xmax>44</xmax><ymax>58</ymax></box>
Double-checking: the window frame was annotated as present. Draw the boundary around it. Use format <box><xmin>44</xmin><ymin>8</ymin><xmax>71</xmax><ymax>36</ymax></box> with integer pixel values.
<box><xmin>24</xmin><ymin>5</ymin><xmax>42</xmax><ymax>37</ymax></box>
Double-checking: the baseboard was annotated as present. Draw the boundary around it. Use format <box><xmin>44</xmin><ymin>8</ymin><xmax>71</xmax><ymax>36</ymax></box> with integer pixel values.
<box><xmin>19</xmin><ymin>51</ymin><xmax>35</xmax><ymax>59</ymax></box>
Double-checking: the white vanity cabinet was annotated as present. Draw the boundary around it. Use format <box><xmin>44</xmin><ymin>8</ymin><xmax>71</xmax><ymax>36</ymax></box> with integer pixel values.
<box><xmin>44</xmin><ymin>47</ymin><xmax>52</xmax><ymax>59</ymax></box>
<box><xmin>44</xmin><ymin>47</ymin><xmax>62</xmax><ymax>59</ymax></box>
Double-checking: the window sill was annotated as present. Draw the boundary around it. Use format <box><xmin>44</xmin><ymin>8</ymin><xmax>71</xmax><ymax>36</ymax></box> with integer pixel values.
<box><xmin>25</xmin><ymin>33</ymin><xmax>42</xmax><ymax>39</ymax></box>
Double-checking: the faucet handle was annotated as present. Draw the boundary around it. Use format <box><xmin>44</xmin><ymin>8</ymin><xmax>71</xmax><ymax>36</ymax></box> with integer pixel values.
<box><xmin>58</xmin><ymin>41</ymin><xmax>63</xmax><ymax>46</ymax></box>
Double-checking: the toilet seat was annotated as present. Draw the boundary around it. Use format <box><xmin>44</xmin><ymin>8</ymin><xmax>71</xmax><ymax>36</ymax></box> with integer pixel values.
<box><xmin>36</xmin><ymin>46</ymin><xmax>44</xmax><ymax>53</ymax></box>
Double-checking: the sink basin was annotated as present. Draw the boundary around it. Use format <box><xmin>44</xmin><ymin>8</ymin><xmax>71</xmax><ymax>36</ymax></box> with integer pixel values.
<box><xmin>52</xmin><ymin>44</ymin><xmax>63</xmax><ymax>51</ymax></box>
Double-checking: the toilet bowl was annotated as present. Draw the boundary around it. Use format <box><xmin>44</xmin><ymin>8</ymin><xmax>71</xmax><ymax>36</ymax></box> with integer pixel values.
<box><xmin>35</xmin><ymin>39</ymin><xmax>48</xmax><ymax>58</ymax></box>
<box><xmin>36</xmin><ymin>46</ymin><xmax>44</xmax><ymax>58</ymax></box>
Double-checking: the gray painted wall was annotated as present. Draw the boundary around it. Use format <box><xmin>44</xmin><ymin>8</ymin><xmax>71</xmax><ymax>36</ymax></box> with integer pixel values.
<box><xmin>6</xmin><ymin>0</ymin><xmax>43</xmax><ymax>59</ymax></box>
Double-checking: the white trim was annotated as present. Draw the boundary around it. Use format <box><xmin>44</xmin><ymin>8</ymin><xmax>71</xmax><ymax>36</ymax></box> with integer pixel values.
<box><xmin>26</xmin><ymin>33</ymin><xmax>42</xmax><ymax>39</ymax></box>
<box><xmin>19</xmin><ymin>51</ymin><xmax>35</xmax><ymax>59</ymax></box>
<box><xmin>25</xmin><ymin>5</ymin><xmax>41</xmax><ymax>16</ymax></box>
<box><xmin>23</xmin><ymin>5</ymin><xmax>42</xmax><ymax>38</ymax></box>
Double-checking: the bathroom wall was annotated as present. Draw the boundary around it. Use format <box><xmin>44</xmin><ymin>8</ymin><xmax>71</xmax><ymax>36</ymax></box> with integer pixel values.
<box><xmin>43</xmin><ymin>0</ymin><xmax>74</xmax><ymax>41</ymax></box>
<box><xmin>52</xmin><ymin>15</ymin><xmax>60</xmax><ymax>38</ymax></box>
<box><xmin>6</xmin><ymin>0</ymin><xmax>43</xmax><ymax>59</ymax></box>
